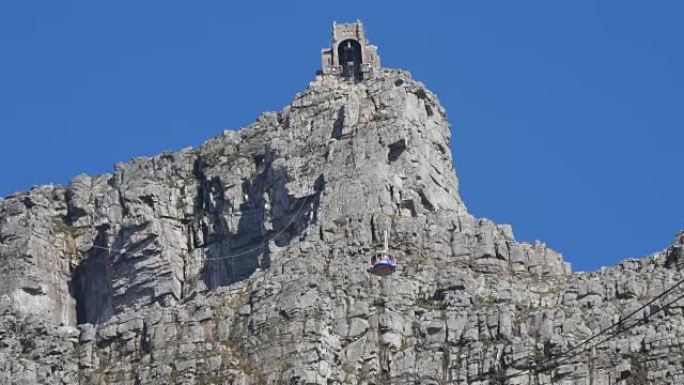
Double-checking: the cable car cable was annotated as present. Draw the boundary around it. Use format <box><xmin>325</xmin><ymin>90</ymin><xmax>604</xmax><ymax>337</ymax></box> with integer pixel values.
<box><xmin>498</xmin><ymin>277</ymin><xmax>684</xmax><ymax>381</ymax></box>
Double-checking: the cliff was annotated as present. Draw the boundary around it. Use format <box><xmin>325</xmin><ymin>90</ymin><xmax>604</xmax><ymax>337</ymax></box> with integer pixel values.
<box><xmin>1</xmin><ymin>67</ymin><xmax>683</xmax><ymax>385</ymax></box>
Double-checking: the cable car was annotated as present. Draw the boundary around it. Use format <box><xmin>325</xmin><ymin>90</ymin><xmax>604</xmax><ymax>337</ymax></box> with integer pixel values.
<box><xmin>370</xmin><ymin>230</ymin><xmax>396</xmax><ymax>276</ymax></box>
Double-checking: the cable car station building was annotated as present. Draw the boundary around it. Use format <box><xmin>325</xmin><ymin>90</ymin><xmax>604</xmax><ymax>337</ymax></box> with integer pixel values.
<box><xmin>320</xmin><ymin>21</ymin><xmax>381</xmax><ymax>80</ymax></box>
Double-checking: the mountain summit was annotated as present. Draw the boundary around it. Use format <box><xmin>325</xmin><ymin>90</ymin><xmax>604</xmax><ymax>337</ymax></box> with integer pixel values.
<box><xmin>1</xmin><ymin>22</ymin><xmax>683</xmax><ymax>385</ymax></box>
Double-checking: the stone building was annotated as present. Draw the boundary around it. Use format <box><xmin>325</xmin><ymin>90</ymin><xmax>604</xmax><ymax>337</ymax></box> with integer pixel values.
<box><xmin>320</xmin><ymin>21</ymin><xmax>381</xmax><ymax>80</ymax></box>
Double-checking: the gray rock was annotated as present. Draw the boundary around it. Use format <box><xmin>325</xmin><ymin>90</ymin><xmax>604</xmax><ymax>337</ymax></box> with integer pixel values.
<box><xmin>0</xmin><ymin>28</ymin><xmax>683</xmax><ymax>385</ymax></box>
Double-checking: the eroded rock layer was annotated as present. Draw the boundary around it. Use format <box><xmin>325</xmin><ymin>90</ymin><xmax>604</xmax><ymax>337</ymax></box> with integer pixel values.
<box><xmin>1</xmin><ymin>69</ymin><xmax>682</xmax><ymax>385</ymax></box>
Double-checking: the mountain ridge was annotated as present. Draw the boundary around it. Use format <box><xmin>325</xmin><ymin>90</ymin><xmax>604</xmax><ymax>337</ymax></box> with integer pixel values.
<box><xmin>1</xmin><ymin>64</ymin><xmax>683</xmax><ymax>384</ymax></box>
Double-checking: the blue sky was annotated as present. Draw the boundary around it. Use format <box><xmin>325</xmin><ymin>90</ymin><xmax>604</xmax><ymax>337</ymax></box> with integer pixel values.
<box><xmin>1</xmin><ymin>1</ymin><xmax>682</xmax><ymax>271</ymax></box>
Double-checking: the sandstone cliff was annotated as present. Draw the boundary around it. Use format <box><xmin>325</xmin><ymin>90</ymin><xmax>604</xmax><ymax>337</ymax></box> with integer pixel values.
<box><xmin>1</xmin><ymin>68</ymin><xmax>683</xmax><ymax>385</ymax></box>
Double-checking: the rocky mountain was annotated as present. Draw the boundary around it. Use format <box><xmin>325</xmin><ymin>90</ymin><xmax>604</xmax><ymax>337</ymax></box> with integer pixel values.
<box><xmin>2</xmin><ymin>24</ymin><xmax>684</xmax><ymax>385</ymax></box>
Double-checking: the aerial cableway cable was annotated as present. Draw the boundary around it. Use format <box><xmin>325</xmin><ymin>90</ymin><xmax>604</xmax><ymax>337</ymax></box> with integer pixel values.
<box><xmin>540</xmin><ymin>275</ymin><xmax>684</xmax><ymax>366</ymax></box>
<box><xmin>542</xmin><ymin>290</ymin><xmax>684</xmax><ymax>372</ymax></box>
<box><xmin>496</xmin><ymin>274</ymin><xmax>684</xmax><ymax>381</ymax></box>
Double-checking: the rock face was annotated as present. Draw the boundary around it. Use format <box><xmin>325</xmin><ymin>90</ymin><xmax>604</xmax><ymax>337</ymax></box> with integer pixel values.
<box><xmin>1</xmin><ymin>64</ymin><xmax>683</xmax><ymax>384</ymax></box>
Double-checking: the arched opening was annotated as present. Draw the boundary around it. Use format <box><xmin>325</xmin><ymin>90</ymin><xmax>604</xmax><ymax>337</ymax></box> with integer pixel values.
<box><xmin>337</xmin><ymin>39</ymin><xmax>362</xmax><ymax>80</ymax></box>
